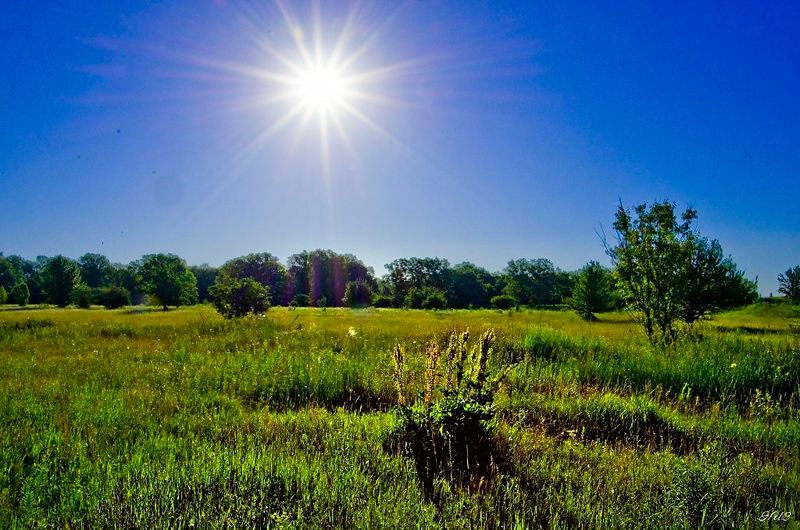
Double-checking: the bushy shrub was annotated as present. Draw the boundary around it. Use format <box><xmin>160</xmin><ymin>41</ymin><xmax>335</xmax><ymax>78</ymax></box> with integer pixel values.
<box><xmin>0</xmin><ymin>286</ymin><xmax>6</xmax><ymax>305</ymax></box>
<box><xmin>490</xmin><ymin>294</ymin><xmax>515</xmax><ymax>310</ymax></box>
<box><xmin>406</xmin><ymin>287</ymin><xmax>447</xmax><ymax>310</ymax></box>
<box><xmin>71</xmin><ymin>285</ymin><xmax>95</xmax><ymax>308</ymax></box>
<box><xmin>9</xmin><ymin>283</ymin><xmax>29</xmax><ymax>306</ymax></box>
<box><xmin>210</xmin><ymin>277</ymin><xmax>270</xmax><ymax>318</ymax></box>
<box><xmin>343</xmin><ymin>280</ymin><xmax>373</xmax><ymax>308</ymax></box>
<box><xmin>421</xmin><ymin>290</ymin><xmax>447</xmax><ymax>310</ymax></box>
<box><xmin>99</xmin><ymin>286</ymin><xmax>130</xmax><ymax>309</ymax></box>
<box><xmin>290</xmin><ymin>293</ymin><xmax>311</xmax><ymax>307</ymax></box>
<box><xmin>372</xmin><ymin>295</ymin><xmax>393</xmax><ymax>308</ymax></box>
<box><xmin>388</xmin><ymin>330</ymin><xmax>514</xmax><ymax>494</ymax></box>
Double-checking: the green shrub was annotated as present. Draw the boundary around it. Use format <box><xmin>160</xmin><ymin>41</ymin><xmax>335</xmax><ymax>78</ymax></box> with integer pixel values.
<box><xmin>71</xmin><ymin>285</ymin><xmax>95</xmax><ymax>308</ymax></box>
<box><xmin>421</xmin><ymin>290</ymin><xmax>447</xmax><ymax>310</ymax></box>
<box><xmin>290</xmin><ymin>293</ymin><xmax>311</xmax><ymax>307</ymax></box>
<box><xmin>343</xmin><ymin>280</ymin><xmax>372</xmax><ymax>308</ymax></box>
<box><xmin>491</xmin><ymin>294</ymin><xmax>515</xmax><ymax>310</ymax></box>
<box><xmin>210</xmin><ymin>277</ymin><xmax>270</xmax><ymax>318</ymax></box>
<box><xmin>98</xmin><ymin>286</ymin><xmax>130</xmax><ymax>309</ymax></box>
<box><xmin>0</xmin><ymin>286</ymin><xmax>6</xmax><ymax>305</ymax></box>
<box><xmin>389</xmin><ymin>330</ymin><xmax>513</xmax><ymax>494</ymax></box>
<box><xmin>9</xmin><ymin>283</ymin><xmax>29</xmax><ymax>306</ymax></box>
<box><xmin>406</xmin><ymin>287</ymin><xmax>447</xmax><ymax>310</ymax></box>
<box><xmin>372</xmin><ymin>295</ymin><xmax>393</xmax><ymax>308</ymax></box>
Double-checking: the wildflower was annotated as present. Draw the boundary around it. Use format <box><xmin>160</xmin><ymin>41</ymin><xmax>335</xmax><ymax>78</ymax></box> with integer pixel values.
<box><xmin>347</xmin><ymin>326</ymin><xmax>357</xmax><ymax>337</ymax></box>
<box><xmin>730</xmin><ymin>363</ymin><xmax>737</xmax><ymax>369</ymax></box>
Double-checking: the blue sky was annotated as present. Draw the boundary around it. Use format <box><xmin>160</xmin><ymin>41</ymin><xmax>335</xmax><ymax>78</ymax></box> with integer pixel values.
<box><xmin>1</xmin><ymin>1</ymin><xmax>798</xmax><ymax>294</ymax></box>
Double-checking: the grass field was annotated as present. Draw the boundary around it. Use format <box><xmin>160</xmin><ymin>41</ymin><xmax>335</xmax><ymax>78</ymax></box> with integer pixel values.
<box><xmin>1</xmin><ymin>304</ymin><xmax>798</xmax><ymax>528</ymax></box>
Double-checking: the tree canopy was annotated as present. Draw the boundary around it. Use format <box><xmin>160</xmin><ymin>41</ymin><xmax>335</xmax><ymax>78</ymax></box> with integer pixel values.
<box><xmin>139</xmin><ymin>254</ymin><xmax>198</xmax><ymax>310</ymax></box>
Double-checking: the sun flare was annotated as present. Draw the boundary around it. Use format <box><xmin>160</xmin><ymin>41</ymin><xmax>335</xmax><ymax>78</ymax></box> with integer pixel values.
<box><xmin>295</xmin><ymin>65</ymin><xmax>347</xmax><ymax>111</ymax></box>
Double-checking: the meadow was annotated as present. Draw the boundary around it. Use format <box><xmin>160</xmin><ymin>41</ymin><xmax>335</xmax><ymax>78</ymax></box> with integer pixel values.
<box><xmin>0</xmin><ymin>304</ymin><xmax>798</xmax><ymax>528</ymax></box>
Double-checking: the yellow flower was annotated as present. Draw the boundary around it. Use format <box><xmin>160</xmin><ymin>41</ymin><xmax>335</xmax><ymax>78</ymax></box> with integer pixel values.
<box><xmin>730</xmin><ymin>363</ymin><xmax>737</xmax><ymax>369</ymax></box>
<box><xmin>347</xmin><ymin>326</ymin><xmax>357</xmax><ymax>337</ymax></box>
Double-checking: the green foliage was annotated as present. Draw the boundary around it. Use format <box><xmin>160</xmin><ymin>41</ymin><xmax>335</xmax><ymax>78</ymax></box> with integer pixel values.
<box><xmin>0</xmin><ymin>306</ymin><xmax>798</xmax><ymax>527</ymax></box>
<box><xmin>371</xmin><ymin>294</ymin><xmax>393</xmax><ymax>308</ymax></box>
<box><xmin>139</xmin><ymin>254</ymin><xmax>198</xmax><ymax>310</ymax></box>
<box><xmin>78</xmin><ymin>253</ymin><xmax>113</xmax><ymax>288</ymax></box>
<box><xmin>422</xmin><ymin>290</ymin><xmax>447</xmax><ymax>310</ymax></box>
<box><xmin>71</xmin><ymin>284</ymin><xmax>95</xmax><ymax>308</ymax></box>
<box><xmin>9</xmin><ymin>283</ymin><xmax>30</xmax><ymax>306</ymax></box>
<box><xmin>290</xmin><ymin>293</ymin><xmax>311</xmax><ymax>307</ymax></box>
<box><xmin>98</xmin><ymin>286</ymin><xmax>130</xmax><ymax>309</ymax></box>
<box><xmin>385</xmin><ymin>257</ymin><xmax>452</xmax><ymax>308</ymax></box>
<box><xmin>288</xmin><ymin>250</ymin><xmax>376</xmax><ymax>308</ymax></box>
<box><xmin>778</xmin><ymin>265</ymin><xmax>800</xmax><ymax>304</ymax></box>
<box><xmin>0</xmin><ymin>258</ymin><xmax>23</xmax><ymax>292</ymax></box>
<box><xmin>40</xmin><ymin>255</ymin><xmax>81</xmax><ymax>307</ymax></box>
<box><xmin>405</xmin><ymin>286</ymin><xmax>447</xmax><ymax>309</ymax></box>
<box><xmin>0</xmin><ymin>286</ymin><xmax>6</xmax><ymax>305</ymax></box>
<box><xmin>503</xmin><ymin>258</ymin><xmax>572</xmax><ymax>307</ymax></box>
<box><xmin>447</xmin><ymin>262</ymin><xmax>495</xmax><ymax>308</ymax></box>
<box><xmin>219</xmin><ymin>253</ymin><xmax>286</xmax><ymax>307</ymax></box>
<box><xmin>343</xmin><ymin>280</ymin><xmax>372</xmax><ymax>308</ymax></box>
<box><xmin>680</xmin><ymin>237</ymin><xmax>758</xmax><ymax>323</ymax></box>
<box><xmin>389</xmin><ymin>330</ymin><xmax>512</xmax><ymax>494</ymax></box>
<box><xmin>566</xmin><ymin>261</ymin><xmax>613</xmax><ymax>320</ymax></box>
<box><xmin>210</xmin><ymin>277</ymin><xmax>270</xmax><ymax>318</ymax></box>
<box><xmin>490</xmin><ymin>294</ymin><xmax>515</xmax><ymax>310</ymax></box>
<box><xmin>608</xmin><ymin>201</ymin><xmax>755</xmax><ymax>345</ymax></box>
<box><xmin>189</xmin><ymin>264</ymin><xmax>218</xmax><ymax>303</ymax></box>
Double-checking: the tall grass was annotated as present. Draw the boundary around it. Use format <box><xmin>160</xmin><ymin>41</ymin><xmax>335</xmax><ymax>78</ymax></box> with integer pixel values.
<box><xmin>1</xmin><ymin>305</ymin><xmax>798</xmax><ymax>527</ymax></box>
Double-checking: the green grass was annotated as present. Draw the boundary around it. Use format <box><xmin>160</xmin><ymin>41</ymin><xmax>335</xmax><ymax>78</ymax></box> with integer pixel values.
<box><xmin>1</xmin><ymin>304</ymin><xmax>799</xmax><ymax>528</ymax></box>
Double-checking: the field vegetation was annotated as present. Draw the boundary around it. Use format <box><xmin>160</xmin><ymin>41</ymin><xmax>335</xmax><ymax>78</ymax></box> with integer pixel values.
<box><xmin>1</xmin><ymin>304</ymin><xmax>798</xmax><ymax>528</ymax></box>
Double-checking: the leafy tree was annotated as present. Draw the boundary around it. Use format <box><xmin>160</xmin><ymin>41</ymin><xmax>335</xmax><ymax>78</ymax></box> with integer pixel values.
<box><xmin>98</xmin><ymin>286</ymin><xmax>130</xmax><ymax>309</ymax></box>
<box><xmin>139</xmin><ymin>254</ymin><xmax>198</xmax><ymax>310</ymax></box>
<box><xmin>0</xmin><ymin>260</ymin><xmax>21</xmax><ymax>293</ymax></box>
<box><xmin>287</xmin><ymin>250</ymin><xmax>376</xmax><ymax>307</ymax></box>
<box><xmin>210</xmin><ymin>277</ymin><xmax>269</xmax><ymax>318</ymax></box>
<box><xmin>40</xmin><ymin>256</ymin><xmax>81</xmax><ymax>307</ymax></box>
<box><xmin>372</xmin><ymin>294</ymin><xmax>393</xmax><ymax>308</ymax></box>
<box><xmin>607</xmin><ymin>201</ymin><xmax>695</xmax><ymax>344</ymax></box>
<box><xmin>447</xmin><ymin>262</ymin><xmax>494</xmax><ymax>309</ymax></box>
<box><xmin>566</xmin><ymin>261</ymin><xmax>613</xmax><ymax>321</ymax></box>
<box><xmin>343</xmin><ymin>280</ymin><xmax>372</xmax><ymax>308</ymax></box>
<box><xmin>0</xmin><ymin>286</ymin><xmax>6</xmax><ymax>305</ymax></box>
<box><xmin>189</xmin><ymin>264</ymin><xmax>219</xmax><ymax>303</ymax></box>
<box><xmin>78</xmin><ymin>253</ymin><xmax>113</xmax><ymax>288</ymax></box>
<box><xmin>0</xmin><ymin>258</ymin><xmax>23</xmax><ymax>292</ymax></box>
<box><xmin>490</xmin><ymin>294</ymin><xmax>515</xmax><ymax>310</ymax></box>
<box><xmin>503</xmin><ymin>258</ymin><xmax>567</xmax><ymax>307</ymax></box>
<box><xmin>778</xmin><ymin>266</ymin><xmax>800</xmax><ymax>304</ymax></box>
<box><xmin>113</xmin><ymin>262</ymin><xmax>143</xmax><ymax>304</ymax></box>
<box><xmin>290</xmin><ymin>293</ymin><xmax>311</xmax><ymax>307</ymax></box>
<box><xmin>680</xmin><ymin>238</ymin><xmax>758</xmax><ymax>323</ymax></box>
<box><xmin>405</xmin><ymin>286</ymin><xmax>447</xmax><ymax>309</ymax></box>
<box><xmin>9</xmin><ymin>283</ymin><xmax>29</xmax><ymax>306</ymax></box>
<box><xmin>72</xmin><ymin>285</ymin><xmax>95</xmax><ymax>308</ymax></box>
<box><xmin>607</xmin><ymin>201</ymin><xmax>755</xmax><ymax>344</ymax></box>
<box><xmin>219</xmin><ymin>253</ymin><xmax>286</xmax><ymax>306</ymax></box>
<box><xmin>421</xmin><ymin>289</ymin><xmax>447</xmax><ymax>310</ymax></box>
<box><xmin>385</xmin><ymin>257</ymin><xmax>452</xmax><ymax>308</ymax></box>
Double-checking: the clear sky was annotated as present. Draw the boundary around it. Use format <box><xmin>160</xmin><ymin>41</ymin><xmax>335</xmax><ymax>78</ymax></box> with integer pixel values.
<box><xmin>1</xmin><ymin>1</ymin><xmax>798</xmax><ymax>295</ymax></box>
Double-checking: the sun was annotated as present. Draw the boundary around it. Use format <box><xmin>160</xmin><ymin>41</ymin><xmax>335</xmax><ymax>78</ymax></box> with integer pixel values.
<box><xmin>295</xmin><ymin>64</ymin><xmax>347</xmax><ymax>112</ymax></box>
<box><xmin>211</xmin><ymin>1</ymin><xmax>422</xmax><ymax>186</ymax></box>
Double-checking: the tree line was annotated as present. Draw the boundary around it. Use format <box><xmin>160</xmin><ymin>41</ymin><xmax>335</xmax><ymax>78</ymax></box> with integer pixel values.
<box><xmin>0</xmin><ymin>250</ymin><xmax>578</xmax><ymax>312</ymax></box>
<box><xmin>2</xmin><ymin>201</ymin><xmax>798</xmax><ymax>342</ymax></box>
